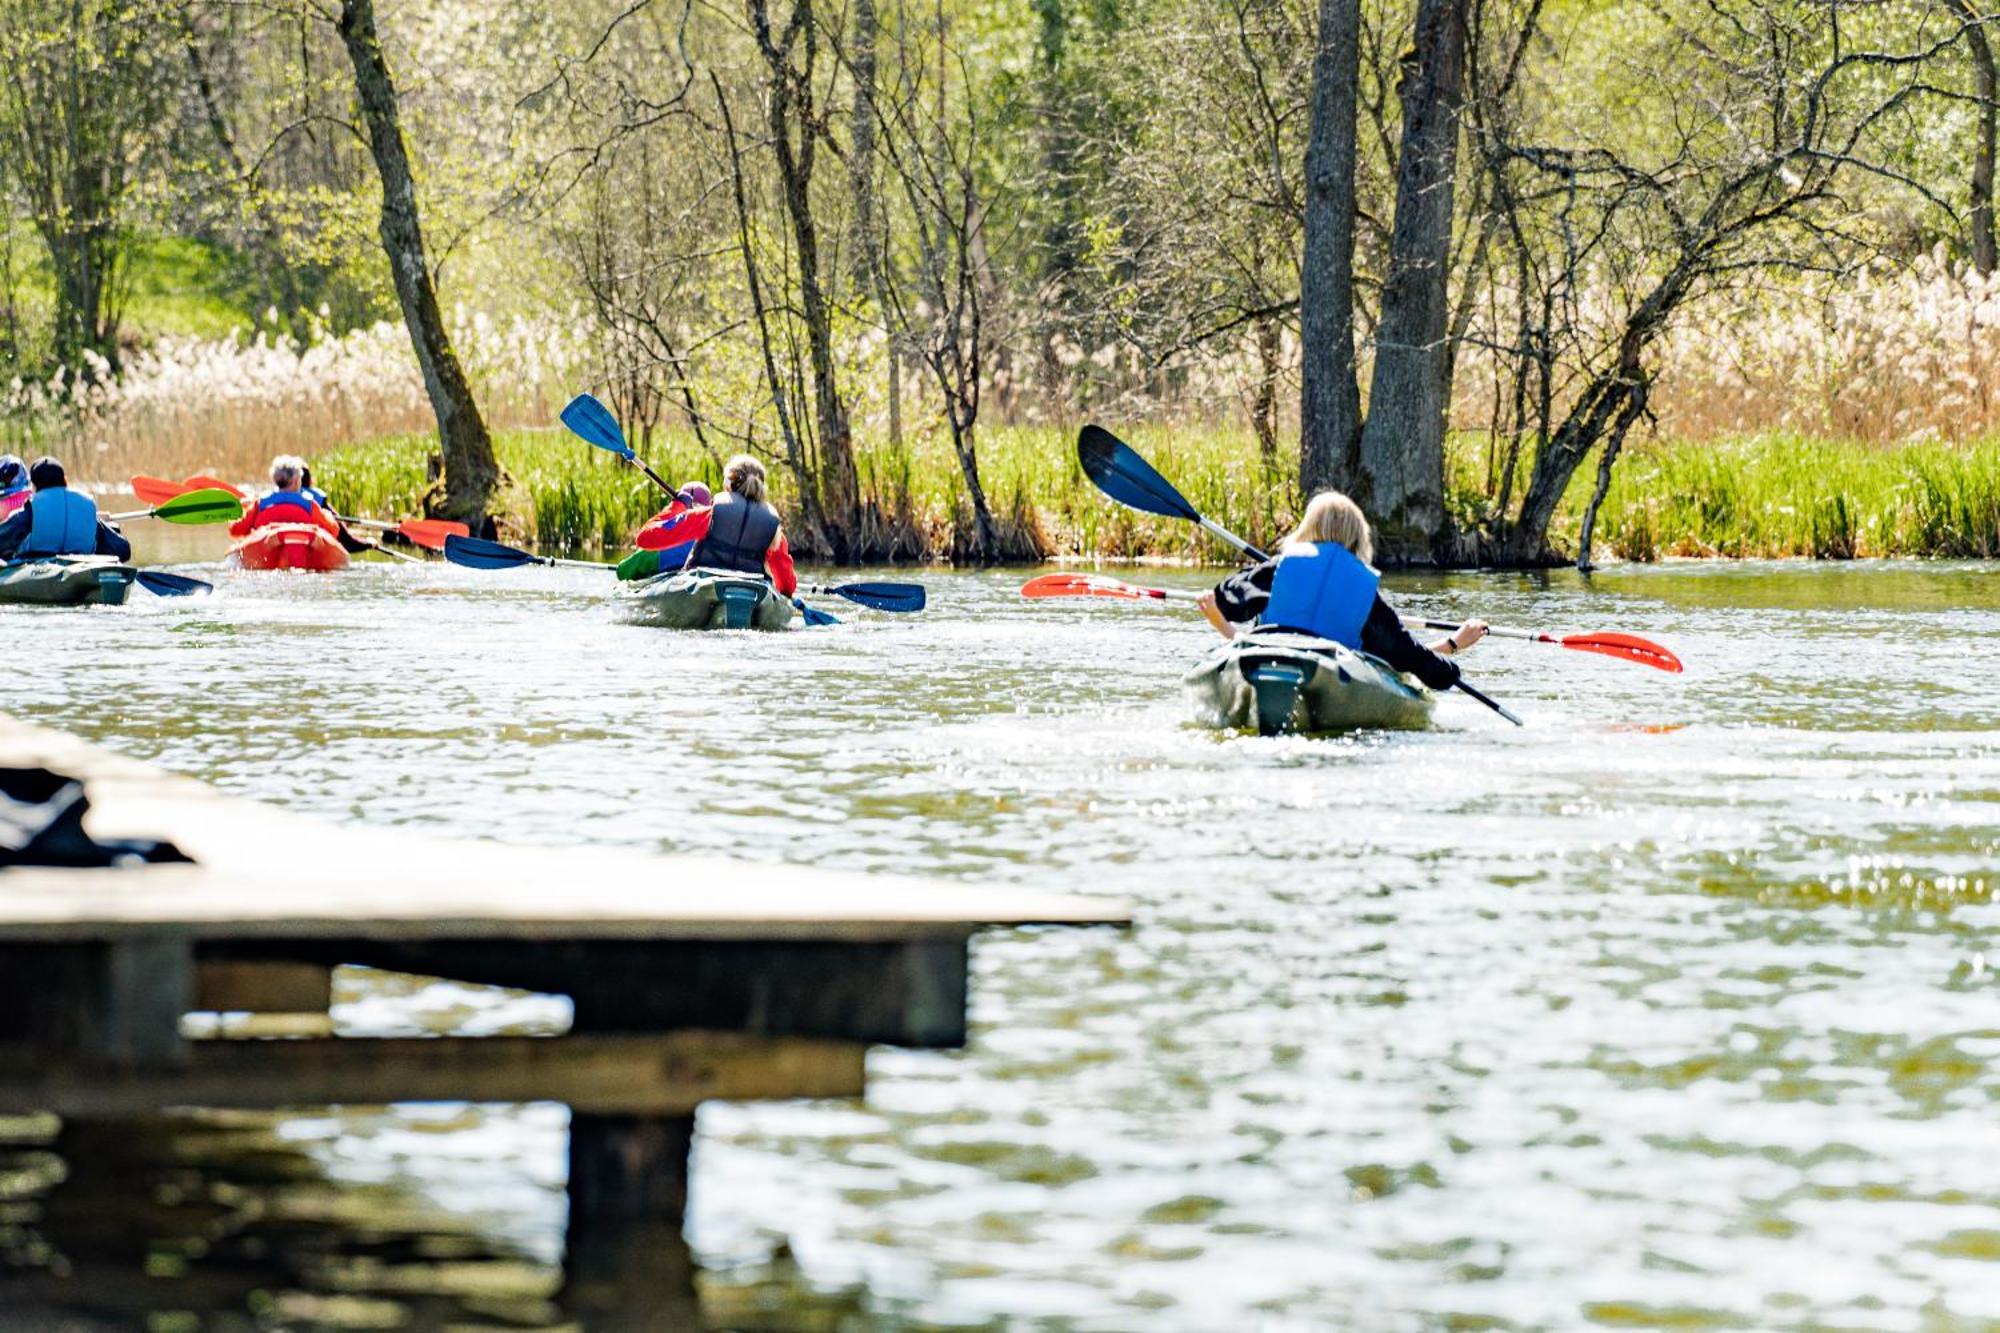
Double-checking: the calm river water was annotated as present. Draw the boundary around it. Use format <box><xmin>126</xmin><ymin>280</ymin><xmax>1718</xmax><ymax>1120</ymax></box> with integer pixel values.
<box><xmin>5</xmin><ymin>525</ymin><xmax>1998</xmax><ymax>1330</ymax></box>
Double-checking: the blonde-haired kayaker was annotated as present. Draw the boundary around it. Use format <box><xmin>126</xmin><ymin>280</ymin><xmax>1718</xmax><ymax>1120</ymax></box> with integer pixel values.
<box><xmin>1197</xmin><ymin>489</ymin><xmax>1485</xmax><ymax>691</ymax></box>
<box><xmin>681</xmin><ymin>454</ymin><xmax>797</xmax><ymax>596</ymax></box>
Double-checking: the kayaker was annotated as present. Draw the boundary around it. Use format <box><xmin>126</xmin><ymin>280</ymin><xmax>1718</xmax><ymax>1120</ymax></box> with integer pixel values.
<box><xmin>1196</xmin><ymin>490</ymin><xmax>1485</xmax><ymax>691</ymax></box>
<box><xmin>0</xmin><ymin>455</ymin><xmax>28</xmax><ymax>519</ymax></box>
<box><xmin>682</xmin><ymin>458</ymin><xmax>796</xmax><ymax>596</ymax></box>
<box><xmin>299</xmin><ymin>463</ymin><xmax>371</xmax><ymax>554</ymax></box>
<box><xmin>0</xmin><ymin>457</ymin><xmax>132</xmax><ymax>562</ymax></box>
<box><xmin>229</xmin><ymin>456</ymin><xmax>343</xmax><ymax>543</ymax></box>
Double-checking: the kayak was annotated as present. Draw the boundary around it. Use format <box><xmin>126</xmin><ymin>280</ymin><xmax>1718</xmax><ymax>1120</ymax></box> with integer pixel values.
<box><xmin>0</xmin><ymin>555</ymin><xmax>136</xmax><ymax>607</ymax></box>
<box><xmin>618</xmin><ymin>567</ymin><xmax>796</xmax><ymax>631</ymax></box>
<box><xmin>1184</xmin><ymin>629</ymin><xmax>1435</xmax><ymax>736</ymax></box>
<box><xmin>229</xmin><ymin>524</ymin><xmax>350</xmax><ymax>572</ymax></box>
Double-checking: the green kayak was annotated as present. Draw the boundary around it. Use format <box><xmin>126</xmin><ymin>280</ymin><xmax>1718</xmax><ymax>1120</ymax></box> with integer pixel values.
<box><xmin>1185</xmin><ymin>628</ymin><xmax>1434</xmax><ymax>736</ymax></box>
<box><xmin>618</xmin><ymin>567</ymin><xmax>796</xmax><ymax>631</ymax></box>
<box><xmin>0</xmin><ymin>555</ymin><xmax>137</xmax><ymax>608</ymax></box>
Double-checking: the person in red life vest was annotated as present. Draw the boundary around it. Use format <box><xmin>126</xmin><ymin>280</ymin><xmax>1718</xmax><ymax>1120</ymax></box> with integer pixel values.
<box><xmin>682</xmin><ymin>455</ymin><xmax>796</xmax><ymax>596</ymax></box>
<box><xmin>0</xmin><ymin>457</ymin><xmax>132</xmax><ymax>562</ymax></box>
<box><xmin>1197</xmin><ymin>490</ymin><xmax>1486</xmax><ymax>691</ymax></box>
<box><xmin>229</xmin><ymin>455</ymin><xmax>342</xmax><ymax>542</ymax></box>
<box><xmin>0</xmin><ymin>456</ymin><xmax>28</xmax><ymax>520</ymax></box>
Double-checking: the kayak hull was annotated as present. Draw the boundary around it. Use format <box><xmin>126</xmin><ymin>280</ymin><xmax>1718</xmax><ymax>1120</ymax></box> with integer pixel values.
<box><xmin>0</xmin><ymin>556</ymin><xmax>136</xmax><ymax>607</ymax></box>
<box><xmin>1185</xmin><ymin>630</ymin><xmax>1435</xmax><ymax>736</ymax></box>
<box><xmin>229</xmin><ymin>524</ymin><xmax>350</xmax><ymax>572</ymax></box>
<box><xmin>619</xmin><ymin>567</ymin><xmax>795</xmax><ymax>631</ymax></box>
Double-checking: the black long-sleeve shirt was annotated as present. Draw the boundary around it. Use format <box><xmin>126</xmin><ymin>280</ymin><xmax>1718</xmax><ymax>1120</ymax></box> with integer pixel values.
<box><xmin>1213</xmin><ymin>557</ymin><xmax>1462</xmax><ymax>691</ymax></box>
<box><xmin>0</xmin><ymin>499</ymin><xmax>132</xmax><ymax>562</ymax></box>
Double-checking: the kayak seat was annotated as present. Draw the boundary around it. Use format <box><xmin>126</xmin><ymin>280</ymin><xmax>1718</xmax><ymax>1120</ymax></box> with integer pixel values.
<box><xmin>1245</xmin><ymin>660</ymin><xmax>1311</xmax><ymax>737</ymax></box>
<box><xmin>718</xmin><ymin>582</ymin><xmax>764</xmax><ymax>629</ymax></box>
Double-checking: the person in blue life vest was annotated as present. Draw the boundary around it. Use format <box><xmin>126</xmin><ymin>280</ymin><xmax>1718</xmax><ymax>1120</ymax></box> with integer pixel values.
<box><xmin>0</xmin><ymin>457</ymin><xmax>132</xmax><ymax>562</ymax></box>
<box><xmin>1197</xmin><ymin>489</ymin><xmax>1486</xmax><ymax>691</ymax></box>
<box><xmin>228</xmin><ymin>455</ymin><xmax>344</xmax><ymax>544</ymax></box>
<box><xmin>0</xmin><ymin>455</ymin><xmax>29</xmax><ymax>521</ymax></box>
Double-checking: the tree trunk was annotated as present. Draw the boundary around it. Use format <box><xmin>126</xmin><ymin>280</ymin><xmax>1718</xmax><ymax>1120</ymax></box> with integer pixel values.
<box><xmin>1356</xmin><ymin>0</ymin><xmax>1469</xmax><ymax>563</ymax></box>
<box><xmin>336</xmin><ymin>0</ymin><xmax>502</xmax><ymax>531</ymax></box>
<box><xmin>1252</xmin><ymin>310</ymin><xmax>1281</xmax><ymax>470</ymax></box>
<box><xmin>849</xmin><ymin>0</ymin><xmax>904</xmax><ymax>448</ymax></box>
<box><xmin>1298</xmin><ymin>0</ymin><xmax>1363</xmax><ymax>495</ymax></box>
<box><xmin>753</xmin><ymin>0</ymin><xmax>860</xmax><ymax>556</ymax></box>
<box><xmin>1574</xmin><ymin>373</ymin><xmax>1647</xmax><ymax>572</ymax></box>
<box><xmin>1961</xmin><ymin>2</ymin><xmax>1998</xmax><ymax>274</ymax></box>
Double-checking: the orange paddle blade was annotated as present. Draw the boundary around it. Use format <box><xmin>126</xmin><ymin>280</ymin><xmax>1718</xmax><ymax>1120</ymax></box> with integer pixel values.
<box><xmin>184</xmin><ymin>474</ymin><xmax>246</xmax><ymax>499</ymax></box>
<box><xmin>131</xmin><ymin>475</ymin><xmax>188</xmax><ymax>507</ymax></box>
<box><xmin>1020</xmin><ymin>573</ymin><xmax>1165</xmax><ymax>600</ymax></box>
<box><xmin>397</xmin><ymin>519</ymin><xmax>470</xmax><ymax>551</ymax></box>
<box><xmin>1556</xmin><ymin>632</ymin><xmax>1683</xmax><ymax>673</ymax></box>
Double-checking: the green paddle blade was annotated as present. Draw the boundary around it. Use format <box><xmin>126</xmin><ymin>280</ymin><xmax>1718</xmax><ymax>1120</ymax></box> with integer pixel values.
<box><xmin>154</xmin><ymin>487</ymin><xmax>243</xmax><ymax>525</ymax></box>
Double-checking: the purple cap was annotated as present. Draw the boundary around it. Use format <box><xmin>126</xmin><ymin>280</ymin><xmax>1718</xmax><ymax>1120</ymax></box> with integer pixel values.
<box><xmin>679</xmin><ymin>481</ymin><xmax>713</xmax><ymax>507</ymax></box>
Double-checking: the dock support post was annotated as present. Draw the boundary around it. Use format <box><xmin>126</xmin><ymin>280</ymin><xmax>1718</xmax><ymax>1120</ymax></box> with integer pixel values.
<box><xmin>563</xmin><ymin>1112</ymin><xmax>701</xmax><ymax>1327</ymax></box>
<box><xmin>0</xmin><ymin>941</ymin><xmax>190</xmax><ymax>1066</ymax></box>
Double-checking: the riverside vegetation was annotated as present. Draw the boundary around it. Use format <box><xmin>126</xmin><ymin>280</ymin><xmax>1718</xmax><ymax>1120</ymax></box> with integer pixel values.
<box><xmin>5</xmin><ymin>3</ymin><xmax>2000</xmax><ymax>565</ymax></box>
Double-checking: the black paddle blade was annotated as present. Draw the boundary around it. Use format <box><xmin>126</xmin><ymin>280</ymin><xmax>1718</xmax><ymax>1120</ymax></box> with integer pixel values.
<box><xmin>1077</xmin><ymin>424</ymin><xmax>1201</xmax><ymax>523</ymax></box>
<box><xmin>135</xmin><ymin>569</ymin><xmax>211</xmax><ymax>598</ymax></box>
<box><xmin>444</xmin><ymin>534</ymin><xmax>537</xmax><ymax>571</ymax></box>
<box><xmin>826</xmin><ymin>581</ymin><xmax>925</xmax><ymax>613</ymax></box>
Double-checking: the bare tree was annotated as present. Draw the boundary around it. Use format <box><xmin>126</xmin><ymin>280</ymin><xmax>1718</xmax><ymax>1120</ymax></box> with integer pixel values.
<box><xmin>1946</xmin><ymin>1</ymin><xmax>1997</xmax><ymax>273</ymax></box>
<box><xmin>0</xmin><ymin>0</ymin><xmax>178</xmax><ymax>376</ymax></box>
<box><xmin>1299</xmin><ymin>0</ymin><xmax>1363</xmax><ymax>496</ymax></box>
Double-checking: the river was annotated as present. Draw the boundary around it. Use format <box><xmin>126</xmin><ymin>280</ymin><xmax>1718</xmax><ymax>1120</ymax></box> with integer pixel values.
<box><xmin>5</xmin><ymin>527</ymin><xmax>1998</xmax><ymax>1330</ymax></box>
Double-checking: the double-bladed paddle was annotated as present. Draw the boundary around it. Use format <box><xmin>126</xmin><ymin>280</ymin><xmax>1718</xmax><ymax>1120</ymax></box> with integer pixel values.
<box><xmin>447</xmin><ymin>533</ymin><xmax>848</xmax><ymax>627</ymax></box>
<box><xmin>1021</xmin><ymin>573</ymin><xmax>1681</xmax><ymax>673</ymax></box>
<box><xmin>806</xmin><ymin>581</ymin><xmax>926</xmax><ymax>613</ymax></box>
<box><xmin>135</xmin><ymin>569</ymin><xmax>212</xmax><ymax>597</ymax></box>
<box><xmin>444</xmin><ymin>534</ymin><xmax>616</xmax><ymax>573</ymax></box>
<box><xmin>1074</xmin><ymin>425</ymin><xmax>1524</xmax><ymax>726</ymax></box>
<box><xmin>335</xmin><ymin>514</ymin><xmax>469</xmax><ymax>552</ymax></box>
<box><xmin>107</xmin><ymin>488</ymin><xmax>244</xmax><ymax>525</ymax></box>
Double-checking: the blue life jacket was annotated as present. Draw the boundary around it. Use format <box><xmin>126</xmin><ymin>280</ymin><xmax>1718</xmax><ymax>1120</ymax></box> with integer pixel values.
<box><xmin>255</xmin><ymin>490</ymin><xmax>321</xmax><ymax>521</ymax></box>
<box><xmin>20</xmin><ymin>488</ymin><xmax>101</xmax><ymax>557</ymax></box>
<box><xmin>690</xmin><ymin>493</ymin><xmax>780</xmax><ymax>575</ymax></box>
<box><xmin>302</xmin><ymin>486</ymin><xmax>330</xmax><ymax>507</ymax></box>
<box><xmin>1259</xmin><ymin>541</ymin><xmax>1379</xmax><ymax>649</ymax></box>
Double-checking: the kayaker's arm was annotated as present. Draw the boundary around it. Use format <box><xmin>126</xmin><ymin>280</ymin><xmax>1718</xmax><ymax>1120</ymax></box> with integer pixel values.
<box><xmin>765</xmin><ymin>529</ymin><xmax>798</xmax><ymax>597</ymax></box>
<box><xmin>1359</xmin><ymin>600</ymin><xmax>1485</xmax><ymax>691</ymax></box>
<box><xmin>94</xmin><ymin>520</ymin><xmax>131</xmax><ymax>562</ymax></box>
<box><xmin>0</xmin><ymin>506</ymin><xmax>26</xmax><ymax>560</ymax></box>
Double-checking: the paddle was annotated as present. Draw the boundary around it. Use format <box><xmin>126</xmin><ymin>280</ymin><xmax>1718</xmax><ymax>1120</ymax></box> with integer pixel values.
<box><xmin>1078</xmin><ymin>424</ymin><xmax>1270</xmax><ymax>560</ymax></box>
<box><xmin>135</xmin><ymin>569</ymin><xmax>212</xmax><ymax>597</ymax></box>
<box><xmin>131</xmin><ymin>474</ymin><xmax>245</xmax><ymax>506</ymax></box>
<box><xmin>1401</xmin><ymin>621</ymin><xmax>1683</xmax><ymax>673</ymax></box>
<box><xmin>560</xmin><ymin>393</ymin><xmax>680</xmax><ymax>497</ymax></box>
<box><xmin>1074</xmin><ymin>426</ymin><xmax>1522</xmax><ymax>725</ymax></box>
<box><xmin>1022</xmin><ymin>574</ymin><xmax>1678</xmax><ymax>673</ymax></box>
<box><xmin>805</xmin><ymin>580</ymin><xmax>925</xmax><ymax>613</ymax></box>
<box><xmin>794</xmin><ymin>598</ymin><xmax>840</xmax><ymax>626</ymax></box>
<box><xmin>335</xmin><ymin>514</ymin><xmax>469</xmax><ymax>552</ymax></box>
<box><xmin>444</xmin><ymin>534</ymin><xmax>615</xmax><ymax>573</ymax></box>
<box><xmin>106</xmin><ymin>488</ymin><xmax>244</xmax><ymax>525</ymax></box>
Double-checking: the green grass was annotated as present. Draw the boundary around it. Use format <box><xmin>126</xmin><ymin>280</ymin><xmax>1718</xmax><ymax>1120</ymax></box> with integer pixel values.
<box><xmin>119</xmin><ymin>236</ymin><xmax>262</xmax><ymax>340</ymax></box>
<box><xmin>315</xmin><ymin>426</ymin><xmax>2000</xmax><ymax>563</ymax></box>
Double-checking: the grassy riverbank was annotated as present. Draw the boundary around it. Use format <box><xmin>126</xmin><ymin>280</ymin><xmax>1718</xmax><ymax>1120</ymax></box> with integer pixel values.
<box><xmin>314</xmin><ymin>427</ymin><xmax>2000</xmax><ymax>563</ymax></box>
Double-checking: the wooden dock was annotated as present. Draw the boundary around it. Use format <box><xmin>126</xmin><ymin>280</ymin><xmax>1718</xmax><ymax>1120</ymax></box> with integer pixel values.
<box><xmin>0</xmin><ymin>714</ymin><xmax>1126</xmax><ymax>1256</ymax></box>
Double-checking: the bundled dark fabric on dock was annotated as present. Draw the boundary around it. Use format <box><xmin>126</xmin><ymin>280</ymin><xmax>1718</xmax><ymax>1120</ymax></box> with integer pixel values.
<box><xmin>0</xmin><ymin>768</ymin><xmax>188</xmax><ymax>869</ymax></box>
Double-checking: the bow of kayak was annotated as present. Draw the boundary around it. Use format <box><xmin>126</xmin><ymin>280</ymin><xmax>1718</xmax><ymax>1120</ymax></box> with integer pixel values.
<box><xmin>618</xmin><ymin>567</ymin><xmax>796</xmax><ymax>631</ymax></box>
<box><xmin>1185</xmin><ymin>629</ymin><xmax>1435</xmax><ymax>736</ymax></box>
<box><xmin>0</xmin><ymin>556</ymin><xmax>136</xmax><ymax>607</ymax></box>
<box><xmin>229</xmin><ymin>524</ymin><xmax>350</xmax><ymax>573</ymax></box>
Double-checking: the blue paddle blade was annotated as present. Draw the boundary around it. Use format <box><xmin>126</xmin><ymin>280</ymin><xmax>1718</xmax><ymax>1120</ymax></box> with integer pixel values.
<box><xmin>793</xmin><ymin>597</ymin><xmax>840</xmax><ymax>627</ymax></box>
<box><xmin>1077</xmin><ymin>424</ymin><xmax>1201</xmax><ymax>523</ymax></box>
<box><xmin>559</xmin><ymin>393</ymin><xmax>633</xmax><ymax>460</ymax></box>
<box><xmin>825</xmin><ymin>581</ymin><xmax>925</xmax><ymax>613</ymax></box>
<box><xmin>445</xmin><ymin>534</ymin><xmax>538</xmax><ymax>571</ymax></box>
<box><xmin>135</xmin><ymin>569</ymin><xmax>210</xmax><ymax>597</ymax></box>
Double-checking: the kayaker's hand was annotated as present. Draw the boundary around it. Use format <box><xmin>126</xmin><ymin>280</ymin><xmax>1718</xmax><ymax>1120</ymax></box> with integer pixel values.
<box><xmin>1197</xmin><ymin>591</ymin><xmax>1237</xmax><ymax>640</ymax></box>
<box><xmin>1451</xmin><ymin>620</ymin><xmax>1489</xmax><ymax>652</ymax></box>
